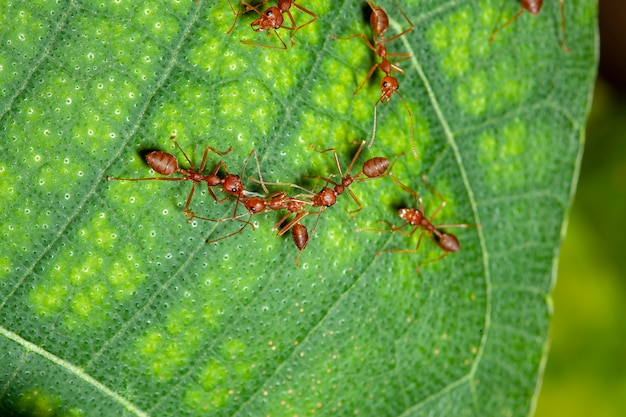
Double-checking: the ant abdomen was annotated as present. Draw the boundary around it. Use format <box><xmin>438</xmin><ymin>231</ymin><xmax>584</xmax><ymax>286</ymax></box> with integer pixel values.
<box><xmin>146</xmin><ymin>151</ymin><xmax>179</xmax><ymax>175</ymax></box>
<box><xmin>369</xmin><ymin>3</ymin><xmax>389</xmax><ymax>35</ymax></box>
<box><xmin>434</xmin><ymin>231</ymin><xmax>461</xmax><ymax>253</ymax></box>
<box><xmin>363</xmin><ymin>157</ymin><xmax>390</xmax><ymax>178</ymax></box>
<box><xmin>292</xmin><ymin>222</ymin><xmax>308</xmax><ymax>251</ymax></box>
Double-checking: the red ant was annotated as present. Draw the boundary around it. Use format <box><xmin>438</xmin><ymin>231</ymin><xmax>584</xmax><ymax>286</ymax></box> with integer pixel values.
<box><xmin>331</xmin><ymin>0</ymin><xmax>416</xmax><ymax>158</ymax></box>
<box><xmin>227</xmin><ymin>0</ymin><xmax>317</xmax><ymax>49</ymax></box>
<box><xmin>305</xmin><ymin>140</ymin><xmax>393</xmax><ymax>217</ymax></box>
<box><xmin>489</xmin><ymin>0</ymin><xmax>570</xmax><ymax>52</ymax></box>
<box><xmin>106</xmin><ymin>136</ymin><xmax>242</xmax><ymax>221</ymax></box>
<box><xmin>359</xmin><ymin>174</ymin><xmax>472</xmax><ymax>272</ymax></box>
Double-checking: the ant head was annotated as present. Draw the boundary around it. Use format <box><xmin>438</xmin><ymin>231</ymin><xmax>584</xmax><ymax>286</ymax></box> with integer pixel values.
<box><xmin>380</xmin><ymin>76</ymin><xmax>398</xmax><ymax>102</ymax></box>
<box><xmin>251</xmin><ymin>7</ymin><xmax>284</xmax><ymax>31</ymax></box>
<box><xmin>244</xmin><ymin>198</ymin><xmax>265</xmax><ymax>214</ymax></box>
<box><xmin>223</xmin><ymin>174</ymin><xmax>244</xmax><ymax>196</ymax></box>
<box><xmin>398</xmin><ymin>208</ymin><xmax>423</xmax><ymax>226</ymax></box>
<box><xmin>433</xmin><ymin>231</ymin><xmax>460</xmax><ymax>253</ymax></box>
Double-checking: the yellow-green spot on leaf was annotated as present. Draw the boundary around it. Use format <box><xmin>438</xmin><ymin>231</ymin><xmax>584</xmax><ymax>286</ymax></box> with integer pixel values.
<box><xmin>234</xmin><ymin>359</ymin><xmax>254</xmax><ymax>381</ymax></box>
<box><xmin>184</xmin><ymin>386</ymin><xmax>229</xmax><ymax>411</ymax></box>
<box><xmin>479</xmin><ymin>121</ymin><xmax>527</xmax><ymax>190</ymax></box>
<box><xmin>15</xmin><ymin>388</ymin><xmax>60</xmax><ymax>417</ymax></box>
<box><xmin>257</xmin><ymin>51</ymin><xmax>298</xmax><ymax>90</ymax></box>
<box><xmin>479</xmin><ymin>132</ymin><xmax>498</xmax><ymax>163</ymax></box>
<box><xmin>429</xmin><ymin>21</ymin><xmax>449</xmax><ymax>51</ymax></box>
<box><xmin>30</xmin><ymin>284</ymin><xmax>68</xmax><ymax>317</ymax></box>
<box><xmin>223</xmin><ymin>339</ymin><xmax>246</xmax><ymax>359</ymax></box>
<box><xmin>442</xmin><ymin>45</ymin><xmax>470</xmax><ymax>77</ymax></box>
<box><xmin>501</xmin><ymin>121</ymin><xmax>526</xmax><ymax>158</ymax></box>
<box><xmin>183</xmin><ymin>387</ymin><xmax>206</xmax><ymax>412</ymax></box>
<box><xmin>138</xmin><ymin>331</ymin><xmax>163</xmax><ymax>357</ymax></box>
<box><xmin>0</xmin><ymin>255</ymin><xmax>11</xmax><ymax>279</ymax></box>
<box><xmin>314</xmin><ymin>59</ymin><xmax>352</xmax><ymax>113</ymax></box>
<box><xmin>133</xmin><ymin>295</ymin><xmax>221</xmax><ymax>380</ymax></box>
<box><xmin>28</xmin><ymin>211</ymin><xmax>143</xmax><ymax>327</ymax></box>
<box><xmin>70</xmin><ymin>285</ymin><xmax>104</xmax><ymax>319</ymax></box>
<box><xmin>134</xmin><ymin>2</ymin><xmax>180</xmax><ymax>39</ymax></box>
<box><xmin>187</xmin><ymin>34</ymin><xmax>221</xmax><ymax>73</ymax></box>
<box><xmin>455</xmin><ymin>70</ymin><xmax>488</xmax><ymax>115</ymax></box>
<box><xmin>148</xmin><ymin>340</ymin><xmax>189</xmax><ymax>379</ymax></box>
<box><xmin>217</xmin><ymin>81</ymin><xmax>273</xmax><ymax>141</ymax></box>
<box><xmin>200</xmin><ymin>359</ymin><xmax>228</xmax><ymax>391</ymax></box>
<box><xmin>479</xmin><ymin>0</ymin><xmax>497</xmax><ymax>26</ymax></box>
<box><xmin>451</xmin><ymin>11</ymin><xmax>472</xmax><ymax>42</ymax></box>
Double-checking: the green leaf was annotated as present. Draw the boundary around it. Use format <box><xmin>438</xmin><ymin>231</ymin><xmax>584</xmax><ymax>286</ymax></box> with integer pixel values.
<box><xmin>0</xmin><ymin>0</ymin><xmax>597</xmax><ymax>416</ymax></box>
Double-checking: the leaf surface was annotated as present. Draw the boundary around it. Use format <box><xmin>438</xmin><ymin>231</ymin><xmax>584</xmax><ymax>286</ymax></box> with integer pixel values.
<box><xmin>0</xmin><ymin>0</ymin><xmax>597</xmax><ymax>416</ymax></box>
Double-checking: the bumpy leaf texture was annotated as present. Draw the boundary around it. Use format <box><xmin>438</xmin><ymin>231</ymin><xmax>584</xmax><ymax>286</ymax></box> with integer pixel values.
<box><xmin>0</xmin><ymin>0</ymin><xmax>597</xmax><ymax>416</ymax></box>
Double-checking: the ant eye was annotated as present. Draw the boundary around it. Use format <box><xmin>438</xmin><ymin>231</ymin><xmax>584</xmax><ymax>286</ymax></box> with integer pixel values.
<box><xmin>266</xmin><ymin>10</ymin><xmax>273</xmax><ymax>16</ymax></box>
<box><xmin>382</xmin><ymin>81</ymin><xmax>389</xmax><ymax>87</ymax></box>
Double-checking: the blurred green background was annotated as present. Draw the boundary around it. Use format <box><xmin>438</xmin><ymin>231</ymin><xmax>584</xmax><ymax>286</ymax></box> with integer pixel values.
<box><xmin>535</xmin><ymin>2</ymin><xmax>626</xmax><ymax>416</ymax></box>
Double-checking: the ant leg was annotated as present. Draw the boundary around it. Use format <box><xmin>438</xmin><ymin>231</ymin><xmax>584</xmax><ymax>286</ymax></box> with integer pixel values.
<box><xmin>355</xmin><ymin>63</ymin><xmax>381</xmax><ymax>96</ymax></box>
<box><xmin>106</xmin><ymin>176</ymin><xmax>185</xmax><ymax>182</ymax></box>
<box><xmin>376</xmin><ymin>228</ymin><xmax>426</xmax><ymax>257</ymax></box>
<box><xmin>389</xmin><ymin>173</ymin><xmax>421</xmax><ymax>206</ymax></box>
<box><xmin>291</xmin><ymin>3</ymin><xmax>318</xmax><ymax>37</ymax></box>
<box><xmin>394</xmin><ymin>91</ymin><xmax>417</xmax><ymax>159</ymax></box>
<box><xmin>275</xmin><ymin>210</ymin><xmax>308</xmax><ymax>237</ymax></box>
<box><xmin>558</xmin><ymin>0</ymin><xmax>571</xmax><ymax>53</ymax></box>
<box><xmin>347</xmin><ymin>189</ymin><xmax>364</xmax><ymax>218</ymax></box>
<box><xmin>416</xmin><ymin>250</ymin><xmax>450</xmax><ymax>273</ymax></box>
<box><xmin>420</xmin><ymin>175</ymin><xmax>448</xmax><ymax>222</ymax></box>
<box><xmin>330</xmin><ymin>32</ymin><xmax>378</xmax><ymax>54</ymax></box>
<box><xmin>242</xmin><ymin>28</ymin><xmax>288</xmax><ymax>49</ymax></box>
<box><xmin>169</xmin><ymin>135</ymin><xmax>196</xmax><ymax>170</ymax></box>
<box><xmin>182</xmin><ymin>182</ymin><xmax>200</xmax><ymax>220</ymax></box>
<box><xmin>356</xmin><ymin>221</ymin><xmax>414</xmax><ymax>237</ymax></box>
<box><xmin>384</xmin><ymin>0</ymin><xmax>415</xmax><ymax>43</ymax></box>
<box><xmin>281</xmin><ymin>11</ymin><xmax>297</xmax><ymax>45</ymax></box>
<box><xmin>247</xmin><ymin>149</ymin><xmax>269</xmax><ymax>193</ymax></box>
<box><xmin>489</xmin><ymin>7</ymin><xmax>525</xmax><ymax>43</ymax></box>
<box><xmin>369</xmin><ymin>96</ymin><xmax>382</xmax><ymax>150</ymax></box>
<box><xmin>206</xmin><ymin>215</ymin><xmax>256</xmax><ymax>244</ymax></box>
<box><xmin>344</xmin><ymin>140</ymin><xmax>366</xmax><ymax>177</ymax></box>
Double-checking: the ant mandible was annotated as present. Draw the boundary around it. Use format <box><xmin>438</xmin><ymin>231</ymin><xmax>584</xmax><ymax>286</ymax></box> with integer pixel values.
<box><xmin>489</xmin><ymin>0</ymin><xmax>570</xmax><ymax>53</ymax></box>
<box><xmin>227</xmin><ymin>0</ymin><xmax>317</xmax><ymax>49</ymax></box>
<box><xmin>331</xmin><ymin>0</ymin><xmax>417</xmax><ymax>158</ymax></box>
<box><xmin>106</xmin><ymin>136</ymin><xmax>240</xmax><ymax>221</ymax></box>
<box><xmin>359</xmin><ymin>174</ymin><xmax>472</xmax><ymax>272</ymax></box>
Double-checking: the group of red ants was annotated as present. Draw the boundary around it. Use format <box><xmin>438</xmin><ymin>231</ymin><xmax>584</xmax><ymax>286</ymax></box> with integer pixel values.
<box><xmin>108</xmin><ymin>0</ymin><xmax>569</xmax><ymax>270</ymax></box>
